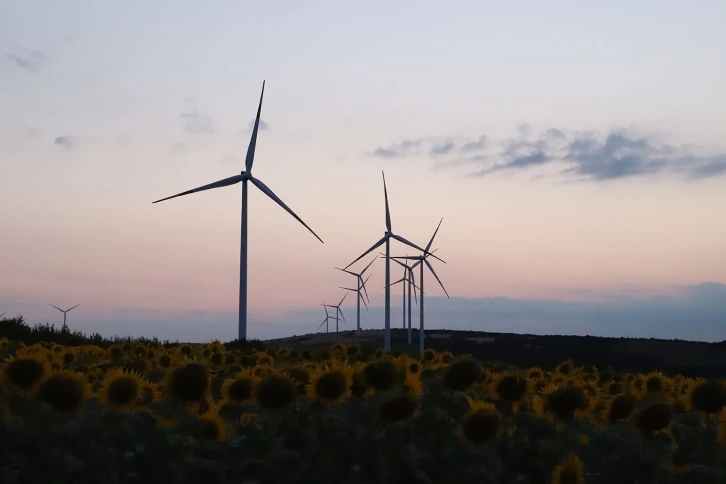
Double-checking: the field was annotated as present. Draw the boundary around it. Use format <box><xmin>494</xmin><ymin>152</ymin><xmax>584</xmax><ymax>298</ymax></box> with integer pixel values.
<box><xmin>3</xmin><ymin>329</ymin><xmax>726</xmax><ymax>484</ymax></box>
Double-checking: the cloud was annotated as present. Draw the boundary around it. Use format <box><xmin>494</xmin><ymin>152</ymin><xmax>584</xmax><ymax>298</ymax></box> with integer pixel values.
<box><xmin>53</xmin><ymin>136</ymin><xmax>75</xmax><ymax>150</ymax></box>
<box><xmin>6</xmin><ymin>48</ymin><xmax>46</xmax><ymax>72</ymax></box>
<box><xmin>18</xmin><ymin>126</ymin><xmax>43</xmax><ymax>139</ymax></box>
<box><xmin>368</xmin><ymin>127</ymin><xmax>726</xmax><ymax>182</ymax></box>
<box><xmin>179</xmin><ymin>99</ymin><xmax>216</xmax><ymax>134</ymax></box>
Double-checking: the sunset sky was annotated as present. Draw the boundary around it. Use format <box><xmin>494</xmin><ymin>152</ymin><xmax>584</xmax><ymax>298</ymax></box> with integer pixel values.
<box><xmin>2</xmin><ymin>1</ymin><xmax>726</xmax><ymax>342</ymax></box>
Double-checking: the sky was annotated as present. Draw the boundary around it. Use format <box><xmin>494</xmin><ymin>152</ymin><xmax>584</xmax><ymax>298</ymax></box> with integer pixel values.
<box><xmin>2</xmin><ymin>1</ymin><xmax>726</xmax><ymax>342</ymax></box>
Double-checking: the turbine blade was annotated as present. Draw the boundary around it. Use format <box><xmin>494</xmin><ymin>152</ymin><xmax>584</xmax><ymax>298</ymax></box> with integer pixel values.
<box><xmin>390</xmin><ymin>257</ymin><xmax>407</xmax><ymax>269</ymax></box>
<box><xmin>152</xmin><ymin>175</ymin><xmax>243</xmax><ymax>204</ymax></box>
<box><xmin>390</xmin><ymin>278</ymin><xmax>405</xmax><ymax>286</ymax></box>
<box><xmin>245</xmin><ymin>80</ymin><xmax>265</xmax><ymax>172</ymax></box>
<box><xmin>338</xmin><ymin>307</ymin><xmax>346</xmax><ymax>323</ymax></box>
<box><xmin>425</xmin><ymin>218</ymin><xmax>444</xmax><ymax>253</ymax></box>
<box><xmin>334</xmin><ymin>267</ymin><xmax>358</xmax><ymax>277</ymax></box>
<box><xmin>250</xmin><ymin>176</ymin><xmax>324</xmax><ymax>243</ymax></box>
<box><xmin>49</xmin><ymin>304</ymin><xmax>64</xmax><ymax>312</ymax></box>
<box><xmin>382</xmin><ymin>171</ymin><xmax>391</xmax><ymax>232</ymax></box>
<box><xmin>0</xmin><ymin>311</ymin><xmax>7</xmax><ymax>318</ymax></box>
<box><xmin>360</xmin><ymin>294</ymin><xmax>369</xmax><ymax>311</ymax></box>
<box><xmin>318</xmin><ymin>320</ymin><xmax>325</xmax><ymax>330</ymax></box>
<box><xmin>339</xmin><ymin>287</ymin><xmax>357</xmax><ymax>292</ymax></box>
<box><xmin>344</xmin><ymin>235</ymin><xmax>387</xmax><ymax>270</ymax></box>
<box><xmin>391</xmin><ymin>234</ymin><xmax>446</xmax><ymax>264</ymax></box>
<box><xmin>361</xmin><ymin>273</ymin><xmax>372</xmax><ymax>303</ymax></box>
<box><xmin>425</xmin><ymin>258</ymin><xmax>450</xmax><ymax>298</ymax></box>
<box><xmin>338</xmin><ymin>291</ymin><xmax>348</xmax><ymax>306</ymax></box>
<box><xmin>360</xmin><ymin>256</ymin><xmax>377</xmax><ymax>275</ymax></box>
<box><xmin>67</xmin><ymin>303</ymin><xmax>81</xmax><ymax>312</ymax></box>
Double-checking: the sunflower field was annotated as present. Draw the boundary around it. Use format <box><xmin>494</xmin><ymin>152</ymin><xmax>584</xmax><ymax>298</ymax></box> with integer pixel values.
<box><xmin>2</xmin><ymin>337</ymin><xmax>726</xmax><ymax>484</ymax></box>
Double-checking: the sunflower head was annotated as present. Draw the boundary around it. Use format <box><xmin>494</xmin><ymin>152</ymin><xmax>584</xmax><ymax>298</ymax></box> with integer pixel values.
<box><xmin>364</xmin><ymin>360</ymin><xmax>397</xmax><ymax>391</ymax></box>
<box><xmin>253</xmin><ymin>373</ymin><xmax>297</xmax><ymax>410</ymax></box>
<box><xmin>422</xmin><ymin>349</ymin><xmax>436</xmax><ymax>362</ymax></box>
<box><xmin>527</xmin><ymin>367</ymin><xmax>544</xmax><ymax>380</ymax></box>
<box><xmin>179</xmin><ymin>344</ymin><xmax>194</xmax><ymax>357</ymax></box>
<box><xmin>306</xmin><ymin>360</ymin><xmax>353</xmax><ymax>405</ymax></box>
<box><xmin>546</xmin><ymin>386</ymin><xmax>588</xmax><ymax>422</ymax></box>
<box><xmin>460</xmin><ymin>401</ymin><xmax>500</xmax><ymax>443</ymax></box>
<box><xmin>35</xmin><ymin>370</ymin><xmax>90</xmax><ymax>414</ymax></box>
<box><xmin>221</xmin><ymin>369</ymin><xmax>256</xmax><ymax>404</ymax></box>
<box><xmin>602</xmin><ymin>394</ymin><xmax>636</xmax><ymax>424</ymax></box>
<box><xmin>166</xmin><ymin>362</ymin><xmax>209</xmax><ymax>404</ymax></box>
<box><xmin>198</xmin><ymin>404</ymin><xmax>227</xmax><ymax>441</ymax></box>
<box><xmin>493</xmin><ymin>373</ymin><xmax>528</xmax><ymax>404</ymax></box>
<box><xmin>350</xmin><ymin>368</ymin><xmax>373</xmax><ymax>398</ymax></box>
<box><xmin>286</xmin><ymin>367</ymin><xmax>310</xmax><ymax>394</ymax></box>
<box><xmin>443</xmin><ymin>358</ymin><xmax>481</xmax><ymax>392</ymax></box>
<box><xmin>2</xmin><ymin>352</ymin><xmax>50</xmax><ymax>393</ymax></box>
<box><xmin>400</xmin><ymin>372</ymin><xmax>423</xmax><ymax>397</ymax></box>
<box><xmin>157</xmin><ymin>352</ymin><xmax>174</xmax><ymax>369</ymax></box>
<box><xmin>643</xmin><ymin>371</ymin><xmax>669</xmax><ymax>396</ymax></box>
<box><xmin>635</xmin><ymin>401</ymin><xmax>672</xmax><ymax>435</ymax></box>
<box><xmin>99</xmin><ymin>368</ymin><xmax>146</xmax><ymax>411</ymax></box>
<box><xmin>686</xmin><ymin>380</ymin><xmax>726</xmax><ymax>415</ymax></box>
<box><xmin>554</xmin><ymin>360</ymin><xmax>577</xmax><ymax>377</ymax></box>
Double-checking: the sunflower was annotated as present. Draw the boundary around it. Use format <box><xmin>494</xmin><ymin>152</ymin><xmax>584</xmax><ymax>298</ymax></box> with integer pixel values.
<box><xmin>401</xmin><ymin>372</ymin><xmax>423</xmax><ymax>397</ymax></box>
<box><xmin>2</xmin><ymin>351</ymin><xmax>50</xmax><ymax>393</ymax></box>
<box><xmin>527</xmin><ymin>367</ymin><xmax>545</xmax><ymax>380</ymax></box>
<box><xmin>492</xmin><ymin>373</ymin><xmax>528</xmax><ymax>412</ymax></box>
<box><xmin>437</xmin><ymin>351</ymin><xmax>453</xmax><ymax>364</ymax></box>
<box><xmin>98</xmin><ymin>368</ymin><xmax>146</xmax><ymax>411</ymax></box>
<box><xmin>685</xmin><ymin>379</ymin><xmax>726</xmax><ymax>415</ymax></box>
<box><xmin>165</xmin><ymin>362</ymin><xmax>210</xmax><ymax>405</ymax></box>
<box><xmin>460</xmin><ymin>399</ymin><xmax>501</xmax><ymax>443</ymax></box>
<box><xmin>422</xmin><ymin>349</ymin><xmax>437</xmax><ymax>362</ymax></box>
<box><xmin>642</xmin><ymin>371</ymin><xmax>670</xmax><ymax>397</ymax></box>
<box><xmin>554</xmin><ymin>360</ymin><xmax>577</xmax><ymax>377</ymax></box>
<box><xmin>178</xmin><ymin>344</ymin><xmax>194</xmax><ymax>357</ymax></box>
<box><xmin>255</xmin><ymin>353</ymin><xmax>275</xmax><ymax>367</ymax></box>
<box><xmin>253</xmin><ymin>373</ymin><xmax>296</xmax><ymax>410</ymax></box>
<box><xmin>157</xmin><ymin>352</ymin><xmax>174</xmax><ymax>370</ymax></box>
<box><xmin>197</xmin><ymin>404</ymin><xmax>227</xmax><ymax>441</ymax></box>
<box><xmin>364</xmin><ymin>360</ymin><xmax>397</xmax><ymax>391</ymax></box>
<box><xmin>350</xmin><ymin>362</ymin><xmax>374</xmax><ymax>398</ymax></box>
<box><xmin>551</xmin><ymin>455</ymin><xmax>584</xmax><ymax>484</ymax></box>
<box><xmin>379</xmin><ymin>393</ymin><xmax>419</xmax><ymax>421</ymax></box>
<box><xmin>443</xmin><ymin>358</ymin><xmax>481</xmax><ymax>392</ymax></box>
<box><xmin>717</xmin><ymin>408</ymin><xmax>726</xmax><ymax>444</ymax></box>
<box><xmin>35</xmin><ymin>370</ymin><xmax>90</xmax><ymax>414</ymax></box>
<box><xmin>136</xmin><ymin>383</ymin><xmax>161</xmax><ymax>409</ymax></box>
<box><xmin>635</xmin><ymin>402</ymin><xmax>672</xmax><ymax>435</ymax></box>
<box><xmin>307</xmin><ymin>359</ymin><xmax>353</xmax><ymax>405</ymax></box>
<box><xmin>601</xmin><ymin>394</ymin><xmax>636</xmax><ymax>424</ymax></box>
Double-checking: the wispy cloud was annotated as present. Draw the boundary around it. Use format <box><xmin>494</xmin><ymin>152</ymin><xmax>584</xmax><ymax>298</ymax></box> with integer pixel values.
<box><xmin>53</xmin><ymin>136</ymin><xmax>75</xmax><ymax>150</ymax></box>
<box><xmin>179</xmin><ymin>99</ymin><xmax>216</xmax><ymax>134</ymax></box>
<box><xmin>6</xmin><ymin>48</ymin><xmax>46</xmax><ymax>72</ymax></box>
<box><xmin>168</xmin><ymin>142</ymin><xmax>187</xmax><ymax>156</ymax></box>
<box><xmin>367</xmin><ymin>128</ymin><xmax>726</xmax><ymax>182</ymax></box>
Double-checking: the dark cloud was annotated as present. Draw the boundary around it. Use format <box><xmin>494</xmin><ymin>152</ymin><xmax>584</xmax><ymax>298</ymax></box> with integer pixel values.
<box><xmin>179</xmin><ymin>99</ymin><xmax>216</xmax><ymax>134</ymax></box>
<box><xmin>368</xmin><ymin>128</ymin><xmax>726</xmax><ymax>182</ymax></box>
<box><xmin>6</xmin><ymin>48</ymin><xmax>46</xmax><ymax>72</ymax></box>
<box><xmin>54</xmin><ymin>136</ymin><xmax>75</xmax><ymax>150</ymax></box>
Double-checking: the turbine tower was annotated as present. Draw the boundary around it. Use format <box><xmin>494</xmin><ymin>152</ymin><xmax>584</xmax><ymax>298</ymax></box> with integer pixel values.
<box><xmin>152</xmin><ymin>81</ymin><xmax>324</xmax><ymax>341</ymax></box>
<box><xmin>391</xmin><ymin>218</ymin><xmax>449</xmax><ymax>355</ymax></box>
<box><xmin>344</xmin><ymin>171</ymin><xmax>443</xmax><ymax>351</ymax></box>
<box><xmin>49</xmin><ymin>303</ymin><xmax>81</xmax><ymax>331</ymax></box>
<box><xmin>323</xmin><ymin>293</ymin><xmax>347</xmax><ymax>332</ymax></box>
<box><xmin>390</xmin><ymin>257</ymin><xmax>419</xmax><ymax>344</ymax></box>
<box><xmin>335</xmin><ymin>256</ymin><xmax>376</xmax><ymax>335</ymax></box>
<box><xmin>339</xmin><ymin>273</ymin><xmax>372</xmax><ymax>334</ymax></box>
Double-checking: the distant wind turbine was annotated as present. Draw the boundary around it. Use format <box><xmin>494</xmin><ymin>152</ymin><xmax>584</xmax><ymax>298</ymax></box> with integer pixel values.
<box><xmin>391</xmin><ymin>218</ymin><xmax>449</xmax><ymax>355</ymax></box>
<box><xmin>152</xmin><ymin>81</ymin><xmax>324</xmax><ymax>341</ymax></box>
<box><xmin>339</xmin><ymin>273</ymin><xmax>372</xmax><ymax>333</ymax></box>
<box><xmin>318</xmin><ymin>305</ymin><xmax>331</xmax><ymax>333</ymax></box>
<box><xmin>323</xmin><ymin>293</ymin><xmax>347</xmax><ymax>332</ymax></box>
<box><xmin>336</xmin><ymin>256</ymin><xmax>376</xmax><ymax>335</ymax></box>
<box><xmin>344</xmin><ymin>171</ymin><xmax>444</xmax><ymax>351</ymax></box>
<box><xmin>390</xmin><ymin>256</ymin><xmax>420</xmax><ymax>344</ymax></box>
<box><xmin>49</xmin><ymin>303</ymin><xmax>81</xmax><ymax>331</ymax></box>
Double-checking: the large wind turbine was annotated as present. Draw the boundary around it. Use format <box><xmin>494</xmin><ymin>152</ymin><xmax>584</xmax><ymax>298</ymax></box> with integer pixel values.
<box><xmin>323</xmin><ymin>293</ymin><xmax>347</xmax><ymax>332</ymax></box>
<box><xmin>49</xmin><ymin>303</ymin><xmax>81</xmax><ymax>331</ymax></box>
<box><xmin>152</xmin><ymin>81</ymin><xmax>324</xmax><ymax>341</ymax></box>
<box><xmin>344</xmin><ymin>171</ymin><xmax>444</xmax><ymax>351</ymax></box>
<box><xmin>391</xmin><ymin>218</ymin><xmax>449</xmax><ymax>354</ymax></box>
<box><xmin>336</xmin><ymin>256</ymin><xmax>376</xmax><ymax>335</ymax></box>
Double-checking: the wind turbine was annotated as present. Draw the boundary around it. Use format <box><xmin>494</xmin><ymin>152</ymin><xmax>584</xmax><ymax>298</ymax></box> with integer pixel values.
<box><xmin>152</xmin><ymin>81</ymin><xmax>324</xmax><ymax>341</ymax></box>
<box><xmin>344</xmin><ymin>171</ymin><xmax>444</xmax><ymax>351</ymax></box>
<box><xmin>389</xmin><ymin>256</ymin><xmax>420</xmax><ymax>344</ymax></box>
<box><xmin>318</xmin><ymin>306</ymin><xmax>331</xmax><ymax>333</ymax></box>
<box><xmin>391</xmin><ymin>218</ymin><xmax>449</xmax><ymax>355</ymax></box>
<box><xmin>323</xmin><ymin>293</ymin><xmax>347</xmax><ymax>332</ymax></box>
<box><xmin>49</xmin><ymin>303</ymin><xmax>81</xmax><ymax>331</ymax></box>
<box><xmin>335</xmin><ymin>256</ymin><xmax>376</xmax><ymax>335</ymax></box>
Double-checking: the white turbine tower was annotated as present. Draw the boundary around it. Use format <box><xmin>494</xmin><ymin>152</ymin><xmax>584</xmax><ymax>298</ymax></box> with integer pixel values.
<box><xmin>323</xmin><ymin>293</ymin><xmax>347</xmax><ymax>332</ymax></box>
<box><xmin>335</xmin><ymin>256</ymin><xmax>376</xmax><ymax>335</ymax></box>
<box><xmin>344</xmin><ymin>171</ymin><xmax>443</xmax><ymax>351</ymax></box>
<box><xmin>49</xmin><ymin>303</ymin><xmax>81</xmax><ymax>331</ymax></box>
<box><xmin>152</xmin><ymin>81</ymin><xmax>324</xmax><ymax>341</ymax></box>
<box><xmin>391</xmin><ymin>218</ymin><xmax>449</xmax><ymax>355</ymax></box>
